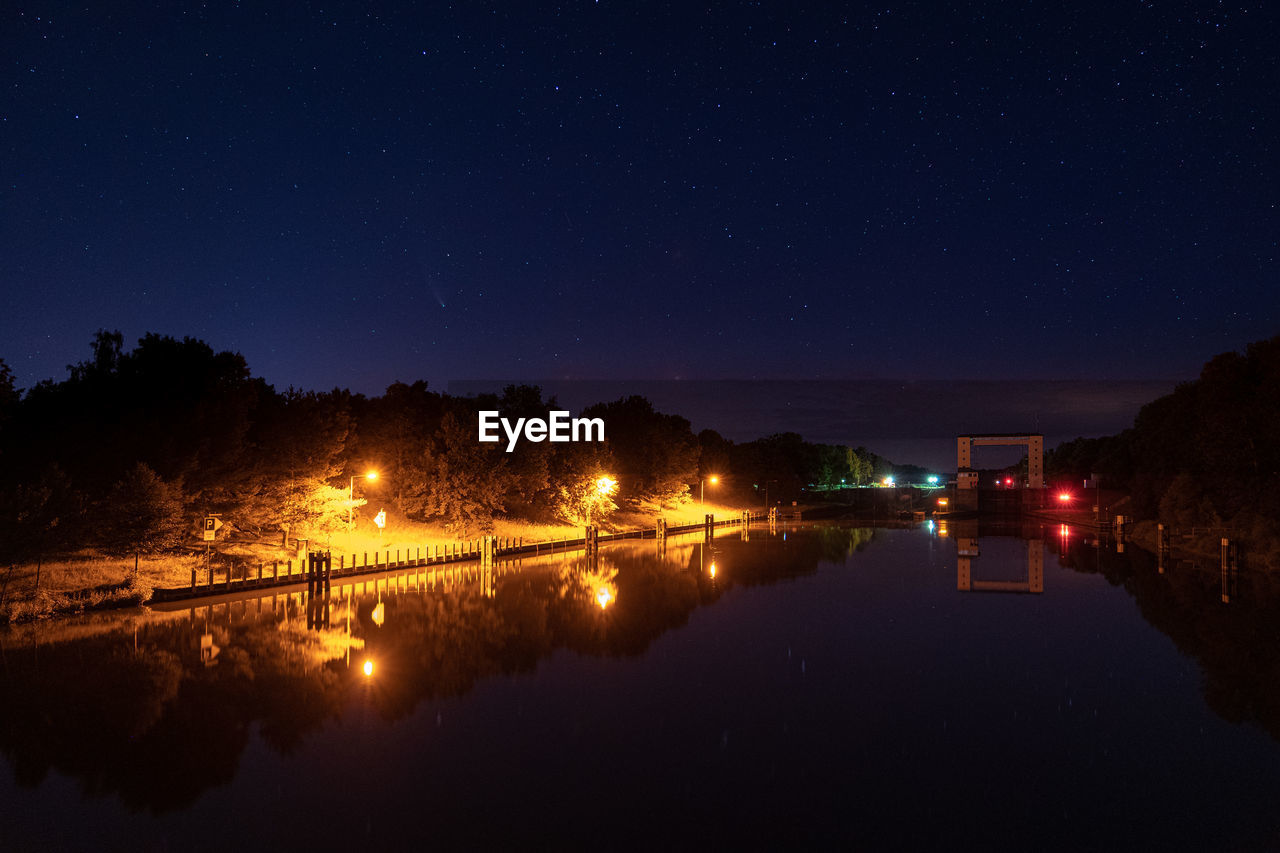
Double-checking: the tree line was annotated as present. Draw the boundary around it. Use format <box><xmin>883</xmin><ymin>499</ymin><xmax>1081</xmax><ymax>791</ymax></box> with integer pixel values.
<box><xmin>1045</xmin><ymin>334</ymin><xmax>1280</xmax><ymax>557</ymax></box>
<box><xmin>0</xmin><ymin>331</ymin><xmax>891</xmax><ymax>561</ymax></box>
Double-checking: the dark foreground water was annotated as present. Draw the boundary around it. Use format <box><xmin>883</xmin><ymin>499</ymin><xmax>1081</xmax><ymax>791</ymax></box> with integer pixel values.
<box><xmin>3</xmin><ymin>521</ymin><xmax>1280</xmax><ymax>851</ymax></box>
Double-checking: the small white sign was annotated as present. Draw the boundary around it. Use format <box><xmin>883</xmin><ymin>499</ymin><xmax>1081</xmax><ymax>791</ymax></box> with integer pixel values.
<box><xmin>374</xmin><ymin>509</ymin><xmax>387</xmax><ymax>529</ymax></box>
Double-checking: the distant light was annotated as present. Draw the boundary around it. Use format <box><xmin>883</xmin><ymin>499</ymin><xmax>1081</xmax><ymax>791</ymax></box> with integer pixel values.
<box><xmin>366</xmin><ymin>471</ymin><xmax>378</xmax><ymax>481</ymax></box>
<box><xmin>938</xmin><ymin>498</ymin><xmax>949</xmax><ymax>507</ymax></box>
<box><xmin>927</xmin><ymin>475</ymin><xmax>939</xmax><ymax>485</ymax></box>
<box><xmin>1060</xmin><ymin>524</ymin><xmax>1070</xmax><ymax>537</ymax></box>
<box><xmin>883</xmin><ymin>476</ymin><xmax>895</xmax><ymax>486</ymax></box>
<box><xmin>595</xmin><ymin>587</ymin><xmax>614</xmax><ymax>609</ymax></box>
<box><xmin>925</xmin><ymin>519</ymin><xmax>935</xmax><ymax>532</ymax></box>
<box><xmin>1006</xmin><ymin>478</ymin><xmax>1013</xmax><ymax>485</ymax></box>
<box><xmin>709</xmin><ymin>475</ymin><xmax>719</xmax><ymax>485</ymax></box>
<box><xmin>596</xmin><ymin>475</ymin><xmax>617</xmax><ymax>496</ymax></box>
<box><xmin>1058</xmin><ymin>492</ymin><xmax>1072</xmax><ymax>502</ymax></box>
<box><xmin>709</xmin><ymin>562</ymin><xmax>717</xmax><ymax>578</ymax></box>
<box><xmin>362</xmin><ymin>659</ymin><xmax>374</xmax><ymax>677</ymax></box>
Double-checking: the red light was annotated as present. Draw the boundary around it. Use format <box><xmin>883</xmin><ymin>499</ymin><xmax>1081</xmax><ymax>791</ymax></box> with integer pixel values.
<box><xmin>1006</xmin><ymin>478</ymin><xmax>1013</xmax><ymax>485</ymax></box>
<box><xmin>1058</xmin><ymin>492</ymin><xmax>1072</xmax><ymax>502</ymax></box>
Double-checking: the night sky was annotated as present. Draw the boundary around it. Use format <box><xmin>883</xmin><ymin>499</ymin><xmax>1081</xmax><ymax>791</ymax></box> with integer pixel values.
<box><xmin>4</xmin><ymin>2</ymin><xmax>1277</xmax><ymax>398</ymax></box>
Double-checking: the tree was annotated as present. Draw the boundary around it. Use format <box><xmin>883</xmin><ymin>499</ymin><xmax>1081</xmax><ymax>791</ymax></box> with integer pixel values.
<box><xmin>422</xmin><ymin>411</ymin><xmax>513</xmax><ymax>534</ymax></box>
<box><xmin>96</xmin><ymin>463</ymin><xmax>188</xmax><ymax>554</ymax></box>
<box><xmin>580</xmin><ymin>396</ymin><xmax>697</xmax><ymax>504</ymax></box>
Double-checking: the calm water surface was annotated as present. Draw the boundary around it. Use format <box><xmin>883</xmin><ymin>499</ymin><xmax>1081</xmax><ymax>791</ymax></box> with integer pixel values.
<box><xmin>2</xmin><ymin>522</ymin><xmax>1280</xmax><ymax>851</ymax></box>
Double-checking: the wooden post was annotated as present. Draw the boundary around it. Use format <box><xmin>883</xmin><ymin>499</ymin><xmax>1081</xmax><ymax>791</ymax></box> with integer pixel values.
<box><xmin>191</xmin><ymin>568</ymin><xmax>197</xmax><ymax>590</ymax></box>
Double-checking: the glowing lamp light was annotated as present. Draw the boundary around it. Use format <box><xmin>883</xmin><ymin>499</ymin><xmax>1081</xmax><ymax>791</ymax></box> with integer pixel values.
<box><xmin>709</xmin><ymin>562</ymin><xmax>717</xmax><ymax>578</ymax></box>
<box><xmin>596</xmin><ymin>475</ymin><xmax>618</xmax><ymax>496</ymax></box>
<box><xmin>366</xmin><ymin>471</ymin><xmax>378</xmax><ymax>481</ymax></box>
<box><xmin>1058</xmin><ymin>492</ymin><xmax>1072</xmax><ymax>503</ymax></box>
<box><xmin>709</xmin><ymin>475</ymin><xmax>719</xmax><ymax>485</ymax></box>
<box><xmin>362</xmin><ymin>659</ymin><xmax>374</xmax><ymax>677</ymax></box>
<box><xmin>882</xmin><ymin>476</ymin><xmax>895</xmax><ymax>487</ymax></box>
<box><xmin>927</xmin><ymin>475</ymin><xmax>939</xmax><ymax>485</ymax></box>
<box><xmin>595</xmin><ymin>587</ymin><xmax>614</xmax><ymax>609</ymax></box>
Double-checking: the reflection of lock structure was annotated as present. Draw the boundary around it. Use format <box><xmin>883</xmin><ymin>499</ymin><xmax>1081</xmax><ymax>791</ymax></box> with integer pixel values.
<box><xmin>957</xmin><ymin>538</ymin><xmax>1044</xmax><ymax>594</ymax></box>
<box><xmin>956</xmin><ymin>538</ymin><xmax>979</xmax><ymax>590</ymax></box>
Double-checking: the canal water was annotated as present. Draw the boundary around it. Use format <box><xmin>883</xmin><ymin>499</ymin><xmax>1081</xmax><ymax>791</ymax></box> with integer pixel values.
<box><xmin>2</xmin><ymin>521</ymin><xmax>1279</xmax><ymax>851</ymax></box>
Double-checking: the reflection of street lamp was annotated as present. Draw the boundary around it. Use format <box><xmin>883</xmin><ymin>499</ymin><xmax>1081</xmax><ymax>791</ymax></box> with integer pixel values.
<box><xmin>349</xmin><ymin>470</ymin><xmax>378</xmax><ymax>531</ymax></box>
<box><xmin>701</xmin><ymin>475</ymin><xmax>719</xmax><ymax>506</ymax></box>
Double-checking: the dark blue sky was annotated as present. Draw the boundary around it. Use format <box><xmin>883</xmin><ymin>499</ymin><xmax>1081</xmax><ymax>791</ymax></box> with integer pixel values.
<box><xmin>3</xmin><ymin>1</ymin><xmax>1276</xmax><ymax>396</ymax></box>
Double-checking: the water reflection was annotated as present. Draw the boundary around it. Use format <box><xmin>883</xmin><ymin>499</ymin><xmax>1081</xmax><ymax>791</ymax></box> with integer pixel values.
<box><xmin>4</xmin><ymin>520</ymin><xmax>1280</xmax><ymax>843</ymax></box>
<box><xmin>946</xmin><ymin>518</ymin><xmax>1046</xmax><ymax>594</ymax></box>
<box><xmin>0</xmin><ymin>525</ymin><xmax>876</xmax><ymax>813</ymax></box>
<box><xmin>1054</xmin><ymin>529</ymin><xmax>1280</xmax><ymax>743</ymax></box>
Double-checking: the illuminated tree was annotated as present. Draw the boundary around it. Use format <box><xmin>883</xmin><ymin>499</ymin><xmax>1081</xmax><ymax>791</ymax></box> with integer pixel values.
<box><xmin>579</xmin><ymin>396</ymin><xmax>696</xmax><ymax>504</ymax></box>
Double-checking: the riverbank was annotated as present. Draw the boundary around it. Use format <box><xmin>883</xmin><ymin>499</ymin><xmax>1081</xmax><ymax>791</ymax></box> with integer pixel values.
<box><xmin>0</xmin><ymin>499</ymin><xmax>760</xmax><ymax>624</ymax></box>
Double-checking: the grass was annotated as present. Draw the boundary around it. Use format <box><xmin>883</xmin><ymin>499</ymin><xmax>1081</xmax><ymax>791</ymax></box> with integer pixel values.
<box><xmin>0</xmin><ymin>551</ymin><xmax>202</xmax><ymax>625</ymax></box>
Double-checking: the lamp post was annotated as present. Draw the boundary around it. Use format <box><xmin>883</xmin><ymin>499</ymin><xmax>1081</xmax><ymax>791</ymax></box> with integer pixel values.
<box><xmin>700</xmin><ymin>475</ymin><xmax>719</xmax><ymax>506</ymax></box>
<box><xmin>349</xmin><ymin>471</ymin><xmax>378</xmax><ymax>531</ymax></box>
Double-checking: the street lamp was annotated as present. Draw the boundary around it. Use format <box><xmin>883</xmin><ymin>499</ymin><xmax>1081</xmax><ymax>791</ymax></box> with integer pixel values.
<box><xmin>701</xmin><ymin>475</ymin><xmax>719</xmax><ymax>506</ymax></box>
<box><xmin>586</xmin><ymin>474</ymin><xmax>617</xmax><ymax>525</ymax></box>
<box><xmin>349</xmin><ymin>470</ymin><xmax>378</xmax><ymax>531</ymax></box>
